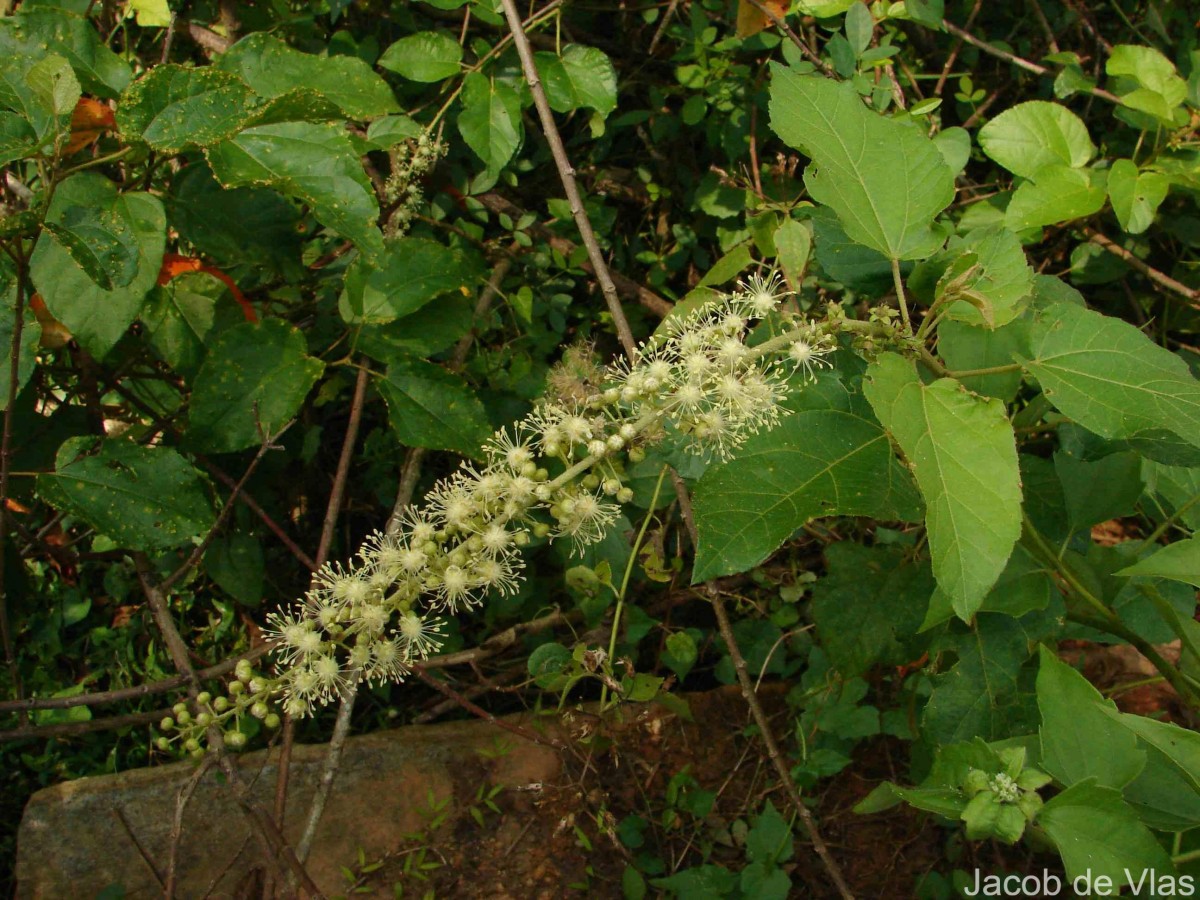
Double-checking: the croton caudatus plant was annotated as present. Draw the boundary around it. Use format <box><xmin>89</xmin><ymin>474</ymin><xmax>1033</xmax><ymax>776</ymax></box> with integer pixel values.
<box><xmin>2</xmin><ymin>0</ymin><xmax>1200</xmax><ymax>895</ymax></box>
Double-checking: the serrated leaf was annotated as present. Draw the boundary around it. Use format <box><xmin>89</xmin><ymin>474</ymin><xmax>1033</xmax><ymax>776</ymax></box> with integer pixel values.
<box><xmin>187</xmin><ymin>319</ymin><xmax>324</xmax><ymax>453</ymax></box>
<box><xmin>205</xmin><ymin>121</ymin><xmax>384</xmax><ymax>260</ymax></box>
<box><xmin>560</xmin><ymin>45</ymin><xmax>617</xmax><ymax>115</ymax></box>
<box><xmin>691</xmin><ymin>406</ymin><xmax>921</xmax><ymax>582</ymax></box>
<box><xmin>936</xmin><ymin>226</ymin><xmax>1034</xmax><ymax>328</ymax></box>
<box><xmin>38</xmin><ymin>437</ymin><xmax>214</xmax><ymax>550</ymax></box>
<box><xmin>1037</xmin><ymin>780</ymin><xmax>1173</xmax><ymax>887</ymax></box>
<box><xmin>1107</xmin><ymin>158</ymin><xmax>1170</xmax><ymax>235</ymax></box>
<box><xmin>938</xmin><ymin>318</ymin><xmax>1029</xmax><ymax>402</ymax></box>
<box><xmin>1036</xmin><ymin>646</ymin><xmax>1145</xmax><ymax>790</ymax></box>
<box><xmin>127</xmin><ymin>0</ymin><xmax>171</xmax><ymax>28</ymax></box>
<box><xmin>1023</xmin><ymin>300</ymin><xmax>1200</xmax><ymax>450</ymax></box>
<box><xmin>0</xmin><ymin>291</ymin><xmax>40</xmax><ymax>410</ymax></box>
<box><xmin>217</xmin><ymin>33</ymin><xmax>398</xmax><ymax>120</ymax></box>
<box><xmin>0</xmin><ymin>111</ymin><xmax>37</xmax><ymax>165</ymax></box>
<box><xmin>378</xmin><ymin>358</ymin><xmax>491</xmax><ymax>457</ymax></box>
<box><xmin>1004</xmin><ymin>164</ymin><xmax>1106</xmax><ymax>230</ymax></box>
<box><xmin>768</xmin><ymin>65</ymin><xmax>954</xmax><ymax>260</ymax></box>
<box><xmin>338</xmin><ymin>236</ymin><xmax>479</xmax><ymax>324</ymax></box>
<box><xmin>117</xmin><ymin>66</ymin><xmax>257</xmax><ymax>154</ymax></box>
<box><xmin>30</xmin><ymin>175</ymin><xmax>165</xmax><ymax>359</ymax></box>
<box><xmin>864</xmin><ymin>353</ymin><xmax>1021</xmax><ymax>620</ymax></box>
<box><xmin>457</xmin><ymin>72</ymin><xmax>521</xmax><ymax>174</ymax></box>
<box><xmin>978</xmin><ymin>101</ymin><xmax>1095</xmax><ymax>179</ymax></box>
<box><xmin>378</xmin><ymin>31</ymin><xmax>463</xmax><ymax>82</ymax></box>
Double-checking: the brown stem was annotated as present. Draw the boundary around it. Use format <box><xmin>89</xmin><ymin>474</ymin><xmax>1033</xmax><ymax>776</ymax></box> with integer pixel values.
<box><xmin>412</xmin><ymin>667</ymin><xmax>566</xmax><ymax>750</ymax></box>
<box><xmin>1084</xmin><ymin>228</ymin><xmax>1200</xmax><ymax>310</ymax></box>
<box><xmin>0</xmin><ymin>645</ymin><xmax>271</xmax><ymax>714</ymax></box>
<box><xmin>934</xmin><ymin>0</ymin><xmax>982</xmax><ymax>96</ymax></box>
<box><xmin>942</xmin><ymin>19</ymin><xmax>1123</xmax><ymax>104</ymax></box>
<box><xmin>498</xmin><ymin>0</ymin><xmax>638</xmax><ymax>361</ymax></box>
<box><xmin>295</xmin><ymin>681</ymin><xmax>358</xmax><ymax>863</ymax></box>
<box><xmin>315</xmin><ymin>365</ymin><xmax>369</xmax><ymax>569</ymax></box>
<box><xmin>132</xmin><ymin>554</ymin><xmax>323</xmax><ymax>897</ymax></box>
<box><xmin>744</xmin><ymin>0</ymin><xmax>831</xmax><ymax>75</ymax></box>
<box><xmin>0</xmin><ymin>253</ymin><xmax>28</xmax><ymax>709</ymax></box>
<box><xmin>671</xmin><ymin>473</ymin><xmax>855</xmax><ymax>900</ymax></box>
<box><xmin>0</xmin><ymin>706</ymin><xmax>171</xmax><ymax>742</ymax></box>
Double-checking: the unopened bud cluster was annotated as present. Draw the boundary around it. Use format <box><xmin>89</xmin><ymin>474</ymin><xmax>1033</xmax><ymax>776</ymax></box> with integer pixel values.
<box><xmin>186</xmin><ymin>272</ymin><xmax>834</xmax><ymax>739</ymax></box>
<box><xmin>384</xmin><ymin>130</ymin><xmax>445</xmax><ymax>237</ymax></box>
<box><xmin>155</xmin><ymin>659</ymin><xmax>281</xmax><ymax>758</ymax></box>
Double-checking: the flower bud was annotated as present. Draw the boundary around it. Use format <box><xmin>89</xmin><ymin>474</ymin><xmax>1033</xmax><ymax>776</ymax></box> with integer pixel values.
<box><xmin>628</xmin><ymin>447</ymin><xmax>646</xmax><ymax>463</ymax></box>
<box><xmin>617</xmin><ymin>487</ymin><xmax>634</xmax><ymax>503</ymax></box>
<box><xmin>155</xmin><ymin>737</ymin><xmax>170</xmax><ymax>751</ymax></box>
<box><xmin>251</xmin><ymin>702</ymin><xmax>270</xmax><ymax>719</ymax></box>
<box><xmin>196</xmin><ymin>691</ymin><xmax>211</xmax><ymax>706</ymax></box>
<box><xmin>228</xmin><ymin>681</ymin><xmax>245</xmax><ymax>696</ymax></box>
<box><xmin>195</xmin><ymin>712</ymin><xmax>212</xmax><ymax>728</ymax></box>
<box><xmin>173</xmin><ymin>702</ymin><xmax>187</xmax><ymax>716</ymax></box>
<box><xmin>213</xmin><ymin>696</ymin><xmax>229</xmax><ymax>712</ymax></box>
<box><xmin>184</xmin><ymin>738</ymin><xmax>200</xmax><ymax>753</ymax></box>
<box><xmin>225</xmin><ymin>731</ymin><xmax>247</xmax><ymax>750</ymax></box>
<box><xmin>160</xmin><ymin>717</ymin><xmax>175</xmax><ymax>731</ymax></box>
<box><xmin>264</xmin><ymin>713</ymin><xmax>282</xmax><ymax>730</ymax></box>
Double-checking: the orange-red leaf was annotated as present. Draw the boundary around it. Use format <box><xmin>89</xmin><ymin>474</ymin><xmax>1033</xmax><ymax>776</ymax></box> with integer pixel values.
<box><xmin>64</xmin><ymin>98</ymin><xmax>116</xmax><ymax>156</ymax></box>
<box><xmin>736</xmin><ymin>0</ymin><xmax>789</xmax><ymax>38</ymax></box>
<box><xmin>157</xmin><ymin>254</ymin><xmax>258</xmax><ymax>322</ymax></box>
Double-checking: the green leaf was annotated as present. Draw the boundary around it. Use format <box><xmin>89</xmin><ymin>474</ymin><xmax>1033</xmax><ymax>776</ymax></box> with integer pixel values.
<box><xmin>167</xmin><ymin>164</ymin><xmax>302</xmax><ymax>276</ymax></box>
<box><xmin>559</xmin><ymin>45</ymin><xmax>617</xmax><ymax>115</ymax></box>
<box><xmin>0</xmin><ymin>111</ymin><xmax>37</xmax><ymax>165</ymax></box>
<box><xmin>1037</xmin><ymin>780</ymin><xmax>1174</xmax><ymax>887</ymax></box>
<box><xmin>204</xmin><ymin>531</ymin><xmax>265</xmax><ymax>607</ymax></box>
<box><xmin>691</xmin><ymin>404</ymin><xmax>922</xmax><ymax>582</ymax></box>
<box><xmin>117</xmin><ymin>66</ymin><xmax>257</xmax><ymax>155</ymax></box>
<box><xmin>1023</xmin><ymin>300</ymin><xmax>1200</xmax><ymax>450</ymax></box>
<box><xmin>25</xmin><ymin>52</ymin><xmax>80</xmax><ymax>133</ymax></box>
<box><xmin>378</xmin><ymin>31</ymin><xmax>463</xmax><ymax>82</ymax></box>
<box><xmin>978</xmin><ymin>101</ymin><xmax>1095</xmax><ymax>179</ymax></box>
<box><xmin>662</xmin><ymin>631</ymin><xmax>698</xmax><ymax>680</ymax></box>
<box><xmin>141</xmin><ymin>278</ymin><xmax>217</xmax><ymax>378</ymax></box>
<box><xmin>4</xmin><ymin>9</ymin><xmax>131</xmax><ymax>98</ymax></box>
<box><xmin>1036</xmin><ymin>646</ymin><xmax>1145</xmax><ymax>790</ymax></box>
<box><xmin>863</xmin><ymin>353</ymin><xmax>1021</xmax><ymax>620</ymax></box>
<box><xmin>812</xmin><ymin>543</ymin><xmax>933</xmax><ymax>676</ymax></box>
<box><xmin>377</xmin><ymin>358</ymin><xmax>491</xmax><ymax>457</ymax></box>
<box><xmin>934</xmin><ymin>226</ymin><xmax>1034</xmax><ymax>328</ymax></box>
<box><xmin>205</xmin><ymin>121</ymin><xmax>384</xmax><ymax>260</ymax></box>
<box><xmin>1141</xmin><ymin>460</ymin><xmax>1200</xmax><ymax>531</ymax></box>
<box><xmin>1107</xmin><ymin>45</ymin><xmax>1187</xmax><ymax>125</ymax></box>
<box><xmin>923</xmin><ymin>615</ymin><xmax>1037</xmax><ymax>743</ymax></box>
<box><xmin>457</xmin><ymin>72</ymin><xmax>522</xmax><ymax>174</ymax></box>
<box><xmin>938</xmin><ymin>319</ymin><xmax>1029</xmax><ymax>402</ymax></box>
<box><xmin>1107</xmin><ymin>158</ymin><xmax>1170</xmax><ymax>235</ymax></box>
<box><xmin>187</xmin><ymin>320</ymin><xmax>324</xmax><ymax>453</ymax></box>
<box><xmin>1004</xmin><ymin>164</ymin><xmax>1106</xmax><ymax>231</ymax></box>
<box><xmin>127</xmin><ymin>0</ymin><xmax>171</xmax><ymax>27</ymax></box>
<box><xmin>1123</xmin><ymin>744</ymin><xmax>1200</xmax><ymax>831</ymax></box>
<box><xmin>217</xmin><ymin>33</ymin><xmax>398</xmax><ymax>120</ymax></box>
<box><xmin>1101</xmin><ymin>709</ymin><xmax>1200</xmax><ymax>796</ymax></box>
<box><xmin>1054</xmin><ymin>449</ymin><xmax>1143</xmax><ymax>534</ymax></box>
<box><xmin>810</xmin><ymin>209</ymin><xmax>894</xmax><ymax>293</ymax></box>
<box><xmin>651</xmin><ymin>865</ymin><xmax>738</xmax><ymax>900</ymax></box>
<box><xmin>30</xmin><ymin>175</ymin><xmax>166</xmax><ymax>359</ymax></box>
<box><xmin>746</xmin><ymin>800</ymin><xmax>792</xmax><ymax>865</ymax></box>
<box><xmin>42</xmin><ymin>202</ymin><xmax>140</xmax><ymax>291</ymax></box>
<box><xmin>773</xmin><ymin>218</ymin><xmax>811</xmax><ymax>286</ymax></box>
<box><xmin>338</xmin><ymin>236</ymin><xmax>478</xmax><ymax>324</ymax></box>
<box><xmin>768</xmin><ymin>66</ymin><xmax>954</xmax><ymax>260</ymax></box>
<box><xmin>854</xmin><ymin>783</ymin><xmax>966</xmax><ymax>817</ymax></box>
<box><xmin>38</xmin><ymin>437</ymin><xmax>214</xmax><ymax>550</ymax></box>
<box><xmin>1116</xmin><ymin>538</ymin><xmax>1200</xmax><ymax>586</ymax></box>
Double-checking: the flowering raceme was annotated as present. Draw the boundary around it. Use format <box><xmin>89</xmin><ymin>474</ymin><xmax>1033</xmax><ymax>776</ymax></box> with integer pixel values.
<box><xmin>160</xmin><ymin>272</ymin><xmax>835</xmax><ymax>748</ymax></box>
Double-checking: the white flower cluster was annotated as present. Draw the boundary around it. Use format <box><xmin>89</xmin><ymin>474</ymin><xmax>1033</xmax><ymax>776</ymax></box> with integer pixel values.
<box><xmin>261</xmin><ymin>272</ymin><xmax>833</xmax><ymax>718</ymax></box>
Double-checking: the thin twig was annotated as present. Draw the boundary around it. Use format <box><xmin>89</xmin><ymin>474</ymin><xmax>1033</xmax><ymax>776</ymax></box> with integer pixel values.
<box><xmin>0</xmin><ymin>253</ymin><xmax>28</xmax><ymax>710</ymax></box>
<box><xmin>411</xmin><ymin>667</ymin><xmax>566</xmax><ymax>750</ymax></box>
<box><xmin>0</xmin><ymin>645</ymin><xmax>271</xmax><ymax>714</ymax></box>
<box><xmin>744</xmin><ymin>0</ymin><xmax>831</xmax><ymax>74</ymax></box>
<box><xmin>1084</xmin><ymin>228</ymin><xmax>1200</xmax><ymax>310</ymax></box>
<box><xmin>166</xmin><ymin>754</ymin><xmax>216</xmax><ymax>898</ymax></box>
<box><xmin>934</xmin><ymin>0</ymin><xmax>982</xmax><ymax>96</ymax></box>
<box><xmin>315</xmin><ymin>366</ymin><xmax>369</xmax><ymax>570</ymax></box>
<box><xmin>671</xmin><ymin>472</ymin><xmax>855</xmax><ymax>900</ymax></box>
<box><xmin>0</xmin><ymin>706</ymin><xmax>171</xmax><ymax>742</ymax></box>
<box><xmin>161</xmin><ymin>421</ymin><xmax>294</xmax><ymax>593</ymax></box>
<box><xmin>942</xmin><ymin>19</ymin><xmax>1123</xmax><ymax>104</ymax></box>
<box><xmin>114</xmin><ymin>806</ymin><xmax>167</xmax><ymax>890</ymax></box>
<box><xmin>498</xmin><ymin>0</ymin><xmax>637</xmax><ymax>360</ymax></box>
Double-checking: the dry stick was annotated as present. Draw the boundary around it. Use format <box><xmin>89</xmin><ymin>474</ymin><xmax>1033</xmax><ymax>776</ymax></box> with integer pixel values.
<box><xmin>0</xmin><ymin>706</ymin><xmax>171</xmax><ymax>742</ymax></box>
<box><xmin>132</xmin><ymin>555</ymin><xmax>323</xmax><ymax>898</ymax></box>
<box><xmin>114</xmin><ymin>806</ymin><xmax>167</xmax><ymax>890</ymax></box>
<box><xmin>411</xmin><ymin>666</ymin><xmax>566</xmax><ymax>750</ymax></box>
<box><xmin>671</xmin><ymin>473</ymin><xmax>856</xmax><ymax>900</ymax></box>
<box><xmin>941</xmin><ymin>19</ymin><xmax>1124</xmax><ymax>105</ymax></box>
<box><xmin>166</xmin><ymin>754</ymin><xmax>217</xmax><ymax>897</ymax></box>
<box><xmin>0</xmin><ymin>646</ymin><xmax>271</xmax><ymax>714</ymax></box>
<box><xmin>498</xmin><ymin>0</ymin><xmax>637</xmax><ymax>361</ymax></box>
<box><xmin>281</xmin><ymin>364</ymin><xmax>370</xmax><ymax>868</ymax></box>
<box><xmin>744</xmin><ymin>0</ymin><xmax>831</xmax><ymax>75</ymax></box>
<box><xmin>1084</xmin><ymin>228</ymin><xmax>1200</xmax><ymax>310</ymax></box>
<box><xmin>1027</xmin><ymin>0</ymin><xmax>1060</xmax><ymax>53</ymax></box>
<box><xmin>647</xmin><ymin>0</ymin><xmax>680</xmax><ymax>55</ymax></box>
<box><xmin>0</xmin><ymin>255</ymin><xmax>28</xmax><ymax>711</ymax></box>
